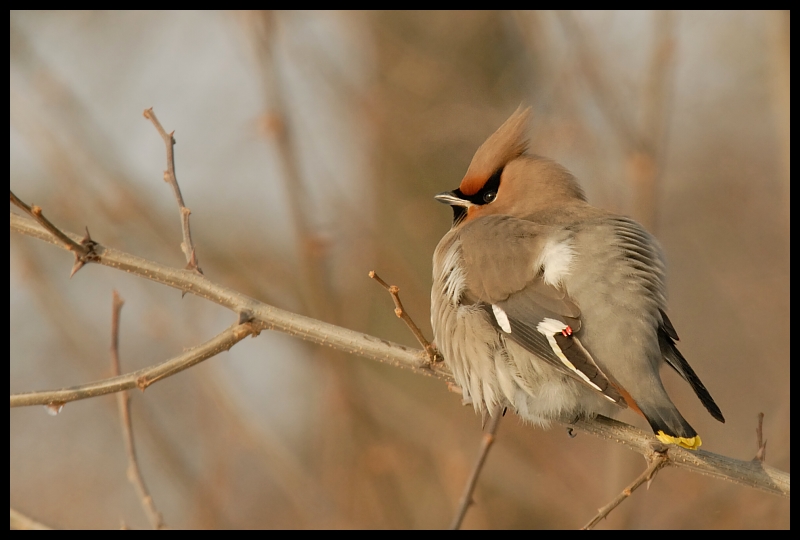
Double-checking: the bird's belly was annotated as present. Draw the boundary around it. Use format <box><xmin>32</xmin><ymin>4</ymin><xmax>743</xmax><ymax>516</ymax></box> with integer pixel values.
<box><xmin>432</xmin><ymin>296</ymin><xmax>616</xmax><ymax>426</ymax></box>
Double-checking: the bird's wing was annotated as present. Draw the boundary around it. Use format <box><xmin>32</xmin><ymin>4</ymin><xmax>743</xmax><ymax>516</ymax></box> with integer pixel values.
<box><xmin>593</xmin><ymin>213</ymin><xmax>724</xmax><ymax>424</ymax></box>
<box><xmin>458</xmin><ymin>215</ymin><xmax>624</xmax><ymax>404</ymax></box>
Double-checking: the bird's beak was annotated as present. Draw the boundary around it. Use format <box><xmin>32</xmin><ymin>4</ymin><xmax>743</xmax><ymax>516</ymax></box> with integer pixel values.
<box><xmin>435</xmin><ymin>191</ymin><xmax>472</xmax><ymax>207</ymax></box>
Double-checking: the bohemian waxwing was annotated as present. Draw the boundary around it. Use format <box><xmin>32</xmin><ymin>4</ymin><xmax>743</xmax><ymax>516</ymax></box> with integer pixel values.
<box><xmin>431</xmin><ymin>107</ymin><xmax>724</xmax><ymax>450</ymax></box>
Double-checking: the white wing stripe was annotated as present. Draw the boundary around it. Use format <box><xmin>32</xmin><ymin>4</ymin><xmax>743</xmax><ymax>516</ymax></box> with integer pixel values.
<box><xmin>537</xmin><ymin>318</ymin><xmax>603</xmax><ymax>392</ymax></box>
<box><xmin>491</xmin><ymin>304</ymin><xmax>512</xmax><ymax>333</ymax></box>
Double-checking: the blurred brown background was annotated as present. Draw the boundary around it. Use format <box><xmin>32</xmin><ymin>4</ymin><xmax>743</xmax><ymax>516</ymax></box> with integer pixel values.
<box><xmin>10</xmin><ymin>11</ymin><xmax>789</xmax><ymax>529</ymax></box>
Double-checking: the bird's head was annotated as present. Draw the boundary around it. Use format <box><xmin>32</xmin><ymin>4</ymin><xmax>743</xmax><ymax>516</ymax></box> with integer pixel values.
<box><xmin>436</xmin><ymin>107</ymin><xmax>586</xmax><ymax>226</ymax></box>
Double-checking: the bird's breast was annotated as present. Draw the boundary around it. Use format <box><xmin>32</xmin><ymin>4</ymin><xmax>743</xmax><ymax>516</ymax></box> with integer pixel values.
<box><xmin>432</xmin><ymin>232</ymin><xmax>467</xmax><ymax>307</ymax></box>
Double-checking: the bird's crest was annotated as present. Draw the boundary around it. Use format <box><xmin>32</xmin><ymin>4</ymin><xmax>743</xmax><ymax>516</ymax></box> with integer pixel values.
<box><xmin>460</xmin><ymin>106</ymin><xmax>532</xmax><ymax>196</ymax></box>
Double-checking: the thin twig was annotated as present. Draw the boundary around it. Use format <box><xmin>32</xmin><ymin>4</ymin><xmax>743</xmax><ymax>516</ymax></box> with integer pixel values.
<box><xmin>11</xmin><ymin>316</ymin><xmax>260</xmax><ymax>407</ymax></box>
<box><xmin>110</xmin><ymin>291</ymin><xmax>165</xmax><ymax>530</ymax></box>
<box><xmin>10</xmin><ymin>190</ymin><xmax>98</xmax><ymax>277</ymax></box>
<box><xmin>449</xmin><ymin>407</ymin><xmax>503</xmax><ymax>530</ymax></box>
<box><xmin>142</xmin><ymin>108</ymin><xmax>202</xmax><ymax>274</ymax></box>
<box><xmin>9</xmin><ymin>212</ymin><xmax>791</xmax><ymax>498</ymax></box>
<box><xmin>582</xmin><ymin>450</ymin><xmax>669</xmax><ymax>530</ymax></box>
<box><xmin>754</xmin><ymin>412</ymin><xmax>767</xmax><ymax>463</ymax></box>
<box><xmin>369</xmin><ymin>270</ymin><xmax>442</xmax><ymax>364</ymax></box>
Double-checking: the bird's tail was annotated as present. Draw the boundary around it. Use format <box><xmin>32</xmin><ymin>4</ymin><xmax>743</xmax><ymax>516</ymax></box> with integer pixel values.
<box><xmin>640</xmin><ymin>402</ymin><xmax>701</xmax><ymax>450</ymax></box>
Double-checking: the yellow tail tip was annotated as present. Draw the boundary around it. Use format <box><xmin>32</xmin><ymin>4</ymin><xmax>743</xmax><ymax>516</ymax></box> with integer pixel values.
<box><xmin>656</xmin><ymin>431</ymin><xmax>702</xmax><ymax>450</ymax></box>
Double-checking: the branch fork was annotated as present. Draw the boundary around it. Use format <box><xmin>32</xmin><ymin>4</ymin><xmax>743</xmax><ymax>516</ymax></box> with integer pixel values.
<box><xmin>10</xmin><ymin>191</ymin><xmax>99</xmax><ymax>277</ymax></box>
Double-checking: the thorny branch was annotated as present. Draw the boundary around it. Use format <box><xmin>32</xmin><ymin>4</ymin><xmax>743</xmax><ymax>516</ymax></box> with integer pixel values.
<box><xmin>142</xmin><ymin>108</ymin><xmax>202</xmax><ymax>274</ymax></box>
<box><xmin>369</xmin><ymin>270</ymin><xmax>442</xmax><ymax>364</ymax></box>
<box><xmin>9</xmin><ymin>190</ymin><xmax>98</xmax><ymax>277</ymax></box>
<box><xmin>9</xmin><ymin>211</ymin><xmax>791</xmax><ymax>499</ymax></box>
<box><xmin>110</xmin><ymin>291</ymin><xmax>165</xmax><ymax>530</ymax></box>
<box><xmin>450</xmin><ymin>406</ymin><xmax>503</xmax><ymax>530</ymax></box>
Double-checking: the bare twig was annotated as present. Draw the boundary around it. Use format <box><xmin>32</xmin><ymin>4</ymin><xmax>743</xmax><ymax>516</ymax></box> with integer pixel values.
<box><xmin>754</xmin><ymin>412</ymin><xmax>767</xmax><ymax>463</ymax></box>
<box><xmin>449</xmin><ymin>407</ymin><xmax>503</xmax><ymax>530</ymax></box>
<box><xmin>9</xmin><ymin>212</ymin><xmax>791</xmax><ymax>498</ymax></box>
<box><xmin>142</xmin><ymin>108</ymin><xmax>202</xmax><ymax>274</ymax></box>
<box><xmin>11</xmin><ymin>316</ymin><xmax>261</xmax><ymax>408</ymax></box>
<box><xmin>10</xmin><ymin>191</ymin><xmax>98</xmax><ymax>276</ymax></box>
<box><xmin>369</xmin><ymin>270</ymin><xmax>442</xmax><ymax>364</ymax></box>
<box><xmin>582</xmin><ymin>449</ymin><xmax>669</xmax><ymax>530</ymax></box>
<box><xmin>110</xmin><ymin>291</ymin><xmax>165</xmax><ymax>529</ymax></box>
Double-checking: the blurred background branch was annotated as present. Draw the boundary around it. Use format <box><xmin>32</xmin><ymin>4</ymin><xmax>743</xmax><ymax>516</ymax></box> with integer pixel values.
<box><xmin>110</xmin><ymin>291</ymin><xmax>166</xmax><ymax>530</ymax></box>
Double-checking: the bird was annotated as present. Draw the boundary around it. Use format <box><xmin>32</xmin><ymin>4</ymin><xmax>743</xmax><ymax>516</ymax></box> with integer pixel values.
<box><xmin>431</xmin><ymin>107</ymin><xmax>724</xmax><ymax>450</ymax></box>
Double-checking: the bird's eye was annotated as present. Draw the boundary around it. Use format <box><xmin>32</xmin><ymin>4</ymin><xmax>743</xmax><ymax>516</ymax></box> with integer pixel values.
<box><xmin>483</xmin><ymin>191</ymin><xmax>497</xmax><ymax>203</ymax></box>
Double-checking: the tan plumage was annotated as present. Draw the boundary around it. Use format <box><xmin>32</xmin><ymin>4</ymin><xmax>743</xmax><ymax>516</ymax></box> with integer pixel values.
<box><xmin>431</xmin><ymin>107</ymin><xmax>724</xmax><ymax>449</ymax></box>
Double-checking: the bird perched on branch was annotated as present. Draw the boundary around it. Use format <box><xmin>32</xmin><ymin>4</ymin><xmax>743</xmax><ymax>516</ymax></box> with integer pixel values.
<box><xmin>431</xmin><ymin>107</ymin><xmax>724</xmax><ymax>449</ymax></box>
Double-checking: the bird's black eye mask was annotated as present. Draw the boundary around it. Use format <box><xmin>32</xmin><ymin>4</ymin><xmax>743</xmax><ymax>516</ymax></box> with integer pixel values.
<box><xmin>450</xmin><ymin>167</ymin><xmax>503</xmax><ymax>224</ymax></box>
